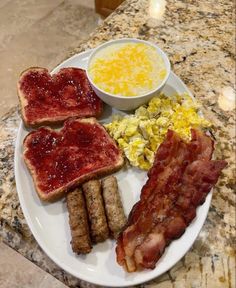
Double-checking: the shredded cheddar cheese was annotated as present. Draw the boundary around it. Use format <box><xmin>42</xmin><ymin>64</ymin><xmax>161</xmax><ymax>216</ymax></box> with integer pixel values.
<box><xmin>88</xmin><ymin>43</ymin><xmax>166</xmax><ymax>96</ymax></box>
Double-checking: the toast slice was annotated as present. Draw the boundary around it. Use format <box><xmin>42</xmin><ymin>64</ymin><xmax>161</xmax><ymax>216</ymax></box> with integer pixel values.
<box><xmin>23</xmin><ymin>118</ymin><xmax>124</xmax><ymax>202</ymax></box>
<box><xmin>17</xmin><ymin>67</ymin><xmax>103</xmax><ymax>127</ymax></box>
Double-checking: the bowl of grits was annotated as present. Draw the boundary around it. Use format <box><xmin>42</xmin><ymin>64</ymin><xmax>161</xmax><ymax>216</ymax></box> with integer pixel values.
<box><xmin>86</xmin><ymin>38</ymin><xmax>171</xmax><ymax>110</ymax></box>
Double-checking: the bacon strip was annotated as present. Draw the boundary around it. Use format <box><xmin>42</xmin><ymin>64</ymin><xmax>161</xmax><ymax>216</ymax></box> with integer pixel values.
<box><xmin>116</xmin><ymin>129</ymin><xmax>226</xmax><ymax>272</ymax></box>
<box><xmin>133</xmin><ymin>160</ymin><xmax>227</xmax><ymax>270</ymax></box>
<box><xmin>128</xmin><ymin>130</ymin><xmax>186</xmax><ymax>225</ymax></box>
<box><xmin>188</xmin><ymin>129</ymin><xmax>214</xmax><ymax>161</ymax></box>
<box><xmin>117</xmin><ymin>130</ymin><xmax>188</xmax><ymax>271</ymax></box>
<box><xmin>127</xmin><ymin>129</ymin><xmax>214</xmax><ymax>226</ymax></box>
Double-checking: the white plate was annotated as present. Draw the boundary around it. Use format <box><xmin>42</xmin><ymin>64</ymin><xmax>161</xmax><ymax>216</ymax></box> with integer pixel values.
<box><xmin>14</xmin><ymin>49</ymin><xmax>212</xmax><ymax>287</ymax></box>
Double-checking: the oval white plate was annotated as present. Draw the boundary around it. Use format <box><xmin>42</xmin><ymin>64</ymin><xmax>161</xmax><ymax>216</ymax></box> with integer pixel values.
<box><xmin>14</xmin><ymin>49</ymin><xmax>212</xmax><ymax>287</ymax></box>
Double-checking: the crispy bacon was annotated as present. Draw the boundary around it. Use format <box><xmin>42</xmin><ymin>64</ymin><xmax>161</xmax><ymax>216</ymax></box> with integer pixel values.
<box><xmin>133</xmin><ymin>160</ymin><xmax>227</xmax><ymax>270</ymax></box>
<box><xmin>188</xmin><ymin>129</ymin><xmax>214</xmax><ymax>161</ymax></box>
<box><xmin>116</xmin><ymin>129</ymin><xmax>227</xmax><ymax>272</ymax></box>
<box><xmin>128</xmin><ymin>130</ymin><xmax>187</xmax><ymax>225</ymax></box>
<box><xmin>127</xmin><ymin>129</ymin><xmax>213</xmax><ymax>226</ymax></box>
<box><xmin>117</xmin><ymin>130</ymin><xmax>188</xmax><ymax>271</ymax></box>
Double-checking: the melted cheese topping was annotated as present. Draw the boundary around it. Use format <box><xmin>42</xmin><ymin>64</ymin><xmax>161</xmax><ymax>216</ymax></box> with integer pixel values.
<box><xmin>88</xmin><ymin>43</ymin><xmax>166</xmax><ymax>97</ymax></box>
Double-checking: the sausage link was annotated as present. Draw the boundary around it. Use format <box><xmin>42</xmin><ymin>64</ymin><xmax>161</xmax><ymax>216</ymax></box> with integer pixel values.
<box><xmin>66</xmin><ymin>188</ymin><xmax>92</xmax><ymax>254</ymax></box>
<box><xmin>102</xmin><ymin>176</ymin><xmax>127</xmax><ymax>238</ymax></box>
<box><xmin>82</xmin><ymin>180</ymin><xmax>109</xmax><ymax>243</ymax></box>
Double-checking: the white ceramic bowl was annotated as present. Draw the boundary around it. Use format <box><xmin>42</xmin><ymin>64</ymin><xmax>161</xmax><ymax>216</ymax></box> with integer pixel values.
<box><xmin>86</xmin><ymin>38</ymin><xmax>171</xmax><ymax>111</ymax></box>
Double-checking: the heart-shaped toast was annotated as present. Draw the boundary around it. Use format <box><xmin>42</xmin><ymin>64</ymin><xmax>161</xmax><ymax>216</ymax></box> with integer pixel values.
<box><xmin>23</xmin><ymin>118</ymin><xmax>124</xmax><ymax>201</ymax></box>
<box><xmin>18</xmin><ymin>67</ymin><xmax>103</xmax><ymax>127</ymax></box>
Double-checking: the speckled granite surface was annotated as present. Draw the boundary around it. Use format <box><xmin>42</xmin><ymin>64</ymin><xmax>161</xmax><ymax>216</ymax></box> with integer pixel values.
<box><xmin>0</xmin><ymin>0</ymin><xmax>235</xmax><ymax>287</ymax></box>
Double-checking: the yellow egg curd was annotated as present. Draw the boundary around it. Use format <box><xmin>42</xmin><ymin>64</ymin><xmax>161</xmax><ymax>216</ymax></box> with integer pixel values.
<box><xmin>104</xmin><ymin>93</ymin><xmax>212</xmax><ymax>170</ymax></box>
<box><xmin>88</xmin><ymin>42</ymin><xmax>166</xmax><ymax>96</ymax></box>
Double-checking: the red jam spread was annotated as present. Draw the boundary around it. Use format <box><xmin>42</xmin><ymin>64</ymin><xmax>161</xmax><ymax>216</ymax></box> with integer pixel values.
<box><xmin>24</xmin><ymin>119</ymin><xmax>121</xmax><ymax>194</ymax></box>
<box><xmin>20</xmin><ymin>68</ymin><xmax>103</xmax><ymax>124</ymax></box>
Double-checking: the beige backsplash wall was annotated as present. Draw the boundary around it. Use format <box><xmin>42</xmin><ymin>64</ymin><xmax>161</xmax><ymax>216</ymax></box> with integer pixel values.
<box><xmin>0</xmin><ymin>0</ymin><xmax>97</xmax><ymax>118</ymax></box>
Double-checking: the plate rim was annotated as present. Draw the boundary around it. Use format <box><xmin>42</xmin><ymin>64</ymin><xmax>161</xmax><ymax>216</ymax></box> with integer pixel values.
<box><xmin>14</xmin><ymin>49</ymin><xmax>212</xmax><ymax>287</ymax></box>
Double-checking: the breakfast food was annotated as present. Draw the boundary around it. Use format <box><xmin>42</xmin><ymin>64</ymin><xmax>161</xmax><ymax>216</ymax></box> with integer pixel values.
<box><xmin>88</xmin><ymin>42</ymin><xmax>166</xmax><ymax>96</ymax></box>
<box><xmin>18</xmin><ymin>67</ymin><xmax>103</xmax><ymax>127</ymax></box>
<box><xmin>67</xmin><ymin>177</ymin><xmax>126</xmax><ymax>253</ymax></box>
<box><xmin>18</xmin><ymin>41</ymin><xmax>225</xmax><ymax>279</ymax></box>
<box><xmin>66</xmin><ymin>188</ymin><xmax>92</xmax><ymax>254</ymax></box>
<box><xmin>82</xmin><ymin>180</ymin><xmax>109</xmax><ymax>243</ymax></box>
<box><xmin>102</xmin><ymin>176</ymin><xmax>127</xmax><ymax>238</ymax></box>
<box><xmin>23</xmin><ymin>118</ymin><xmax>124</xmax><ymax>201</ymax></box>
<box><xmin>116</xmin><ymin>129</ymin><xmax>227</xmax><ymax>272</ymax></box>
<box><xmin>105</xmin><ymin>93</ymin><xmax>211</xmax><ymax>170</ymax></box>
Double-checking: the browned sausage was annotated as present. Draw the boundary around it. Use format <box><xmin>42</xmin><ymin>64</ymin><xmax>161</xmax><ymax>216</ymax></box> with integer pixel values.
<box><xmin>82</xmin><ymin>180</ymin><xmax>109</xmax><ymax>243</ymax></box>
<box><xmin>66</xmin><ymin>188</ymin><xmax>92</xmax><ymax>254</ymax></box>
<box><xmin>102</xmin><ymin>176</ymin><xmax>126</xmax><ymax>238</ymax></box>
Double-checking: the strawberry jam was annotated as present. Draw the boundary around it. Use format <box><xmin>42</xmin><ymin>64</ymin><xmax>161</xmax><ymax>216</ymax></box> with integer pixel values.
<box><xmin>19</xmin><ymin>68</ymin><xmax>103</xmax><ymax>125</ymax></box>
<box><xmin>23</xmin><ymin>119</ymin><xmax>122</xmax><ymax>195</ymax></box>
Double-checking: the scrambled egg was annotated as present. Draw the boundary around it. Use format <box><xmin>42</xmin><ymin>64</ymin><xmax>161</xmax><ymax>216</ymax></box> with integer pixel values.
<box><xmin>104</xmin><ymin>93</ymin><xmax>211</xmax><ymax>170</ymax></box>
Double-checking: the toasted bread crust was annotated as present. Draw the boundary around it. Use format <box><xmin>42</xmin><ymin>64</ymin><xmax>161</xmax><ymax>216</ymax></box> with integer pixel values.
<box><xmin>17</xmin><ymin>67</ymin><xmax>103</xmax><ymax>127</ymax></box>
<box><xmin>17</xmin><ymin>67</ymin><xmax>46</xmax><ymax>127</ymax></box>
<box><xmin>23</xmin><ymin>118</ymin><xmax>124</xmax><ymax>202</ymax></box>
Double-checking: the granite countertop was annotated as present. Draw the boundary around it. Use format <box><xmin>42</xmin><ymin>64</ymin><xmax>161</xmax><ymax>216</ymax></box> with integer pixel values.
<box><xmin>0</xmin><ymin>0</ymin><xmax>235</xmax><ymax>287</ymax></box>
